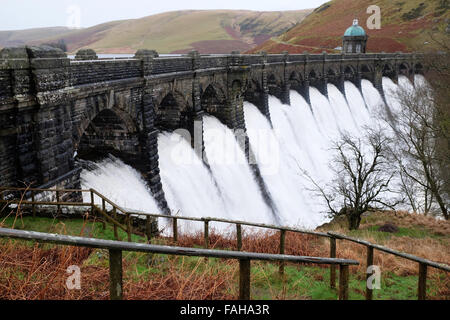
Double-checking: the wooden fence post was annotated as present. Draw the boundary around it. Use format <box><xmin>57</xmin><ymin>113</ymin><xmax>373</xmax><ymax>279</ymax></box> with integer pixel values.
<box><xmin>31</xmin><ymin>190</ymin><xmax>36</xmax><ymax>218</ymax></box>
<box><xmin>418</xmin><ymin>262</ymin><xmax>427</xmax><ymax>300</ymax></box>
<box><xmin>236</xmin><ymin>224</ymin><xmax>242</xmax><ymax>251</ymax></box>
<box><xmin>173</xmin><ymin>217</ymin><xmax>178</xmax><ymax>243</ymax></box>
<box><xmin>90</xmin><ymin>190</ymin><xmax>94</xmax><ymax>215</ymax></box>
<box><xmin>204</xmin><ymin>219</ymin><xmax>209</xmax><ymax>249</ymax></box>
<box><xmin>239</xmin><ymin>259</ymin><xmax>251</xmax><ymax>300</ymax></box>
<box><xmin>366</xmin><ymin>246</ymin><xmax>374</xmax><ymax>300</ymax></box>
<box><xmin>126</xmin><ymin>213</ymin><xmax>132</xmax><ymax>242</ymax></box>
<box><xmin>109</xmin><ymin>249</ymin><xmax>123</xmax><ymax>300</ymax></box>
<box><xmin>330</xmin><ymin>237</ymin><xmax>336</xmax><ymax>289</ymax></box>
<box><xmin>338</xmin><ymin>264</ymin><xmax>349</xmax><ymax>300</ymax></box>
<box><xmin>146</xmin><ymin>216</ymin><xmax>152</xmax><ymax>243</ymax></box>
<box><xmin>113</xmin><ymin>207</ymin><xmax>118</xmax><ymax>240</ymax></box>
<box><xmin>56</xmin><ymin>190</ymin><xmax>61</xmax><ymax>213</ymax></box>
<box><xmin>101</xmin><ymin>198</ymin><xmax>106</xmax><ymax>230</ymax></box>
<box><xmin>279</xmin><ymin>229</ymin><xmax>286</xmax><ymax>275</ymax></box>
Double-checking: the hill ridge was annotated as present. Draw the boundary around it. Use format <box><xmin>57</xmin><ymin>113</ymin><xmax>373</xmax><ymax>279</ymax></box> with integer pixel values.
<box><xmin>0</xmin><ymin>9</ymin><xmax>313</xmax><ymax>54</ymax></box>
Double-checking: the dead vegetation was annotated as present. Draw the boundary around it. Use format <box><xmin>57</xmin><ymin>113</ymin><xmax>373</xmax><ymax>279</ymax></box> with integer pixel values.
<box><xmin>0</xmin><ymin>210</ymin><xmax>448</xmax><ymax>300</ymax></box>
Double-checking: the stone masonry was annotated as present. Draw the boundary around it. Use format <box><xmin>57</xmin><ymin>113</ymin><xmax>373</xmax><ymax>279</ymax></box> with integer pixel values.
<box><xmin>0</xmin><ymin>45</ymin><xmax>422</xmax><ymax>214</ymax></box>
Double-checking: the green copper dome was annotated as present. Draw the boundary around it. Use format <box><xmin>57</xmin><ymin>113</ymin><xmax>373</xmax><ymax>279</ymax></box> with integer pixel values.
<box><xmin>344</xmin><ymin>19</ymin><xmax>366</xmax><ymax>37</ymax></box>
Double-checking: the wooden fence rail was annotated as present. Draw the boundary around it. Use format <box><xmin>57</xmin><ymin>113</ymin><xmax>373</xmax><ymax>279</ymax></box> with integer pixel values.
<box><xmin>0</xmin><ymin>187</ymin><xmax>333</xmax><ymax>278</ymax></box>
<box><xmin>2</xmin><ymin>186</ymin><xmax>449</xmax><ymax>300</ymax></box>
<box><xmin>0</xmin><ymin>227</ymin><xmax>358</xmax><ymax>300</ymax></box>
<box><xmin>328</xmin><ymin>232</ymin><xmax>450</xmax><ymax>301</ymax></box>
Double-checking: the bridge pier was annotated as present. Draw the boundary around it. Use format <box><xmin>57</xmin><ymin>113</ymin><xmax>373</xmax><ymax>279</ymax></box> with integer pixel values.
<box><xmin>244</xmin><ymin>55</ymin><xmax>272</xmax><ymax>123</ymax></box>
<box><xmin>139</xmin><ymin>79</ymin><xmax>170</xmax><ymax>214</ymax></box>
<box><xmin>373</xmin><ymin>67</ymin><xmax>387</xmax><ymax>103</ymax></box>
<box><xmin>319</xmin><ymin>77</ymin><xmax>329</xmax><ymax>98</ymax></box>
<box><xmin>280</xmin><ymin>83</ymin><xmax>291</xmax><ymax>105</ymax></box>
<box><xmin>355</xmin><ymin>72</ymin><xmax>362</xmax><ymax>91</ymax></box>
<box><xmin>336</xmin><ymin>73</ymin><xmax>346</xmax><ymax>97</ymax></box>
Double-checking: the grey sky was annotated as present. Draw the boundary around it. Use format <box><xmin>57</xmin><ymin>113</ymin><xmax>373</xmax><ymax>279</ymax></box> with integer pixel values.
<box><xmin>0</xmin><ymin>0</ymin><xmax>329</xmax><ymax>31</ymax></box>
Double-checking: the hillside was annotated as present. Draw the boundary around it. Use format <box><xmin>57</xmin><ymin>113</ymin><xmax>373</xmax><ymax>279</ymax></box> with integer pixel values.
<box><xmin>18</xmin><ymin>10</ymin><xmax>312</xmax><ymax>54</ymax></box>
<box><xmin>0</xmin><ymin>27</ymin><xmax>72</xmax><ymax>48</ymax></box>
<box><xmin>250</xmin><ymin>0</ymin><xmax>450</xmax><ymax>54</ymax></box>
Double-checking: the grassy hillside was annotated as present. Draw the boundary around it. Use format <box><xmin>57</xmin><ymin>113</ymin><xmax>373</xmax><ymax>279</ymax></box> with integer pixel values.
<box><xmin>24</xmin><ymin>10</ymin><xmax>311</xmax><ymax>54</ymax></box>
<box><xmin>0</xmin><ymin>27</ymin><xmax>72</xmax><ymax>48</ymax></box>
<box><xmin>250</xmin><ymin>0</ymin><xmax>450</xmax><ymax>53</ymax></box>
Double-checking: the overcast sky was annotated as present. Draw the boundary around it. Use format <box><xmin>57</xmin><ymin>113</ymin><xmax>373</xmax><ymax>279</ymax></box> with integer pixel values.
<box><xmin>0</xmin><ymin>0</ymin><xmax>329</xmax><ymax>31</ymax></box>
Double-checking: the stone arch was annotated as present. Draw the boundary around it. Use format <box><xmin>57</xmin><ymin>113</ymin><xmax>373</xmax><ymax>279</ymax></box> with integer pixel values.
<box><xmin>307</xmin><ymin>68</ymin><xmax>324</xmax><ymax>92</ymax></box>
<box><xmin>360</xmin><ymin>64</ymin><xmax>373</xmax><ymax>81</ymax></box>
<box><xmin>244</xmin><ymin>78</ymin><xmax>263</xmax><ymax>102</ymax></box>
<box><xmin>244</xmin><ymin>77</ymin><xmax>270</xmax><ymax>118</ymax></box>
<box><xmin>308</xmin><ymin>69</ymin><xmax>319</xmax><ymax>81</ymax></box>
<box><xmin>201</xmin><ymin>83</ymin><xmax>226</xmax><ymax>104</ymax></box>
<box><xmin>325</xmin><ymin>67</ymin><xmax>342</xmax><ymax>91</ymax></box>
<box><xmin>201</xmin><ymin>84</ymin><xmax>227</xmax><ymax>120</ymax></box>
<box><xmin>74</xmin><ymin>93</ymin><xmax>138</xmax><ymax>151</ymax></box>
<box><xmin>289</xmin><ymin>70</ymin><xmax>304</xmax><ymax>91</ymax></box>
<box><xmin>326</xmin><ymin>68</ymin><xmax>337</xmax><ymax>77</ymax></box>
<box><xmin>267</xmin><ymin>73</ymin><xmax>279</xmax><ymax>86</ymax></box>
<box><xmin>382</xmin><ymin>63</ymin><xmax>397</xmax><ymax>80</ymax></box>
<box><xmin>398</xmin><ymin>62</ymin><xmax>410</xmax><ymax>76</ymax></box>
<box><xmin>246</xmin><ymin>78</ymin><xmax>262</xmax><ymax>93</ymax></box>
<box><xmin>267</xmin><ymin>73</ymin><xmax>284</xmax><ymax>101</ymax></box>
<box><xmin>77</xmin><ymin>105</ymin><xmax>140</xmax><ymax>161</ymax></box>
<box><xmin>289</xmin><ymin>71</ymin><xmax>303</xmax><ymax>86</ymax></box>
<box><xmin>414</xmin><ymin>63</ymin><xmax>424</xmax><ymax>75</ymax></box>
<box><xmin>154</xmin><ymin>91</ymin><xmax>191</xmax><ymax>131</ymax></box>
<box><xmin>231</xmin><ymin>79</ymin><xmax>243</xmax><ymax>96</ymax></box>
<box><xmin>343</xmin><ymin>65</ymin><xmax>356</xmax><ymax>77</ymax></box>
<box><xmin>199</xmin><ymin>77</ymin><xmax>226</xmax><ymax>96</ymax></box>
<box><xmin>326</xmin><ymin>67</ymin><xmax>339</xmax><ymax>83</ymax></box>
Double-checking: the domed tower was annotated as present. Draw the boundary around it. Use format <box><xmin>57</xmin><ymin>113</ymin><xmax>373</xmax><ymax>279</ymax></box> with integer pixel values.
<box><xmin>342</xmin><ymin>19</ymin><xmax>368</xmax><ymax>54</ymax></box>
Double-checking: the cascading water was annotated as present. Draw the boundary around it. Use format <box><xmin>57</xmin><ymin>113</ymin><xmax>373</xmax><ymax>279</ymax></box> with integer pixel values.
<box><xmin>80</xmin><ymin>74</ymin><xmax>421</xmax><ymax>233</ymax></box>
<box><xmin>202</xmin><ymin>116</ymin><xmax>274</xmax><ymax>224</ymax></box>
<box><xmin>80</xmin><ymin>156</ymin><xmax>159</xmax><ymax>213</ymax></box>
<box><xmin>157</xmin><ymin>131</ymin><xmax>231</xmax><ymax>233</ymax></box>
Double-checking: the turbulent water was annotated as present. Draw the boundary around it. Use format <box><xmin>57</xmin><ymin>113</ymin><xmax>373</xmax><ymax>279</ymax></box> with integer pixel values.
<box><xmin>81</xmin><ymin>75</ymin><xmax>419</xmax><ymax>232</ymax></box>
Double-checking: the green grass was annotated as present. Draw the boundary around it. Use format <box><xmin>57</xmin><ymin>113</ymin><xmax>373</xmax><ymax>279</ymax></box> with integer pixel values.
<box><xmin>81</xmin><ymin>248</ymin><xmax>441</xmax><ymax>300</ymax></box>
<box><xmin>0</xmin><ymin>216</ymin><xmax>147</xmax><ymax>243</ymax></box>
<box><xmin>1</xmin><ymin>215</ymin><xmax>446</xmax><ymax>300</ymax></box>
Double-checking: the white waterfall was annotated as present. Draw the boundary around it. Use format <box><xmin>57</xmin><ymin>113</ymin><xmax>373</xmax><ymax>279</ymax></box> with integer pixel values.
<box><xmin>80</xmin><ymin>157</ymin><xmax>159</xmax><ymax>213</ymax></box>
<box><xmin>80</xmin><ymin>75</ymin><xmax>418</xmax><ymax>233</ymax></box>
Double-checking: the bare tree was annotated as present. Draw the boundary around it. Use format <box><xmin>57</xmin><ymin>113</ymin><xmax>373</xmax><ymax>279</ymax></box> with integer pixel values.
<box><xmin>304</xmin><ymin>129</ymin><xmax>399</xmax><ymax>230</ymax></box>
<box><xmin>385</xmin><ymin>79</ymin><xmax>449</xmax><ymax>220</ymax></box>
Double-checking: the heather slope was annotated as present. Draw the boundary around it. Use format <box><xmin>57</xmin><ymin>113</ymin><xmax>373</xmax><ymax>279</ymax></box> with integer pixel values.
<box><xmin>250</xmin><ymin>0</ymin><xmax>450</xmax><ymax>53</ymax></box>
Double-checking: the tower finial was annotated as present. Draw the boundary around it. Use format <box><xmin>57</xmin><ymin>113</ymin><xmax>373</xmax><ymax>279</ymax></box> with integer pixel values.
<box><xmin>353</xmin><ymin>18</ymin><xmax>359</xmax><ymax>26</ymax></box>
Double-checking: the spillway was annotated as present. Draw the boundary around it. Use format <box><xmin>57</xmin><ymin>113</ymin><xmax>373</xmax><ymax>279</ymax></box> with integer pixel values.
<box><xmin>80</xmin><ymin>76</ymin><xmax>417</xmax><ymax>232</ymax></box>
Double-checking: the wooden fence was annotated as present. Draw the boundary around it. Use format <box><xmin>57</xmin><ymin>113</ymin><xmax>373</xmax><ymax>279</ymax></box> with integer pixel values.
<box><xmin>0</xmin><ymin>227</ymin><xmax>358</xmax><ymax>300</ymax></box>
<box><xmin>1</xmin><ymin>186</ymin><xmax>449</xmax><ymax>300</ymax></box>
<box><xmin>328</xmin><ymin>232</ymin><xmax>450</xmax><ymax>300</ymax></box>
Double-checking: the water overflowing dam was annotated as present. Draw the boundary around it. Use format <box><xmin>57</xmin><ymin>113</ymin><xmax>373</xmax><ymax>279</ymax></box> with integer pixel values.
<box><xmin>80</xmin><ymin>75</ymin><xmax>422</xmax><ymax>232</ymax></box>
<box><xmin>0</xmin><ymin>47</ymin><xmax>423</xmax><ymax>232</ymax></box>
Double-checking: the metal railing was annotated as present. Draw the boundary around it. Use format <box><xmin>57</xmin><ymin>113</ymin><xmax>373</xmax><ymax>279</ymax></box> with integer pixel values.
<box><xmin>0</xmin><ymin>227</ymin><xmax>358</xmax><ymax>300</ymax></box>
